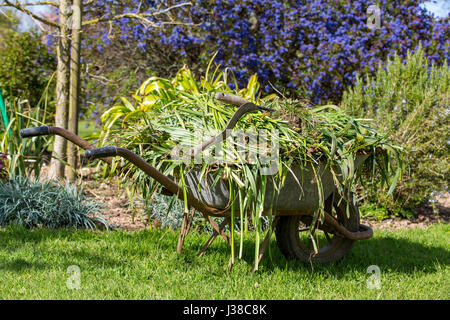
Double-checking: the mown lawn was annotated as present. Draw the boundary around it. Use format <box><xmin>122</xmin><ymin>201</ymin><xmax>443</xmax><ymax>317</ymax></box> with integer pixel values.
<box><xmin>0</xmin><ymin>223</ymin><xmax>448</xmax><ymax>300</ymax></box>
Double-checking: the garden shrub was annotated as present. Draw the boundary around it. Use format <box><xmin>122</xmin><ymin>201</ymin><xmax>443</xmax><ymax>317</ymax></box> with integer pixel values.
<box><xmin>146</xmin><ymin>193</ymin><xmax>218</xmax><ymax>232</ymax></box>
<box><xmin>342</xmin><ymin>46</ymin><xmax>449</xmax><ymax>214</ymax></box>
<box><xmin>0</xmin><ymin>177</ymin><xmax>109</xmax><ymax>230</ymax></box>
<box><xmin>157</xmin><ymin>0</ymin><xmax>449</xmax><ymax>104</ymax></box>
<box><xmin>146</xmin><ymin>193</ymin><xmax>270</xmax><ymax>233</ymax></box>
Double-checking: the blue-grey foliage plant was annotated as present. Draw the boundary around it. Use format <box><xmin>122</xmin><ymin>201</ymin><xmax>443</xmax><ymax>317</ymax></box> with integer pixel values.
<box><xmin>0</xmin><ymin>177</ymin><xmax>109</xmax><ymax>230</ymax></box>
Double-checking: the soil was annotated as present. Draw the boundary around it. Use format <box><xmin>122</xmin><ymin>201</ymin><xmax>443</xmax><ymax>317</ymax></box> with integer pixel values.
<box><xmin>361</xmin><ymin>198</ymin><xmax>450</xmax><ymax>231</ymax></box>
<box><xmin>78</xmin><ymin>168</ymin><xmax>152</xmax><ymax>231</ymax></box>
<box><xmin>40</xmin><ymin>165</ymin><xmax>450</xmax><ymax>232</ymax></box>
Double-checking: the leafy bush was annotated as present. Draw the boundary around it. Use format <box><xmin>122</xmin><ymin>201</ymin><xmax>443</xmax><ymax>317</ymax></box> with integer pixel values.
<box><xmin>0</xmin><ymin>152</ymin><xmax>7</xmax><ymax>182</ymax></box>
<box><xmin>0</xmin><ymin>177</ymin><xmax>109</xmax><ymax>230</ymax></box>
<box><xmin>156</xmin><ymin>0</ymin><xmax>449</xmax><ymax>104</ymax></box>
<box><xmin>147</xmin><ymin>193</ymin><xmax>271</xmax><ymax>233</ymax></box>
<box><xmin>146</xmin><ymin>193</ymin><xmax>218</xmax><ymax>232</ymax></box>
<box><xmin>342</xmin><ymin>46</ymin><xmax>449</xmax><ymax>213</ymax></box>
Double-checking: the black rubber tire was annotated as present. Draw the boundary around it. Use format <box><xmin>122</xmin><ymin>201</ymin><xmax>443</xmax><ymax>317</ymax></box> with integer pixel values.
<box><xmin>274</xmin><ymin>215</ymin><xmax>295</xmax><ymax>259</ymax></box>
<box><xmin>275</xmin><ymin>193</ymin><xmax>360</xmax><ymax>264</ymax></box>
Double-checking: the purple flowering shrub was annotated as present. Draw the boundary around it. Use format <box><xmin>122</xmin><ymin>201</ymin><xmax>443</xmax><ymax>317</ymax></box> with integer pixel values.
<box><xmin>158</xmin><ymin>0</ymin><xmax>449</xmax><ymax>104</ymax></box>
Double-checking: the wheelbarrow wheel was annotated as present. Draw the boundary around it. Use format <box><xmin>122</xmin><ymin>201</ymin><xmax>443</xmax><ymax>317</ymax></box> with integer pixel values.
<box><xmin>275</xmin><ymin>193</ymin><xmax>360</xmax><ymax>264</ymax></box>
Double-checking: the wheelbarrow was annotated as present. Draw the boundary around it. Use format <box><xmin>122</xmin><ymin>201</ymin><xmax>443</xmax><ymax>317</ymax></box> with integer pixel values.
<box><xmin>20</xmin><ymin>92</ymin><xmax>373</xmax><ymax>269</ymax></box>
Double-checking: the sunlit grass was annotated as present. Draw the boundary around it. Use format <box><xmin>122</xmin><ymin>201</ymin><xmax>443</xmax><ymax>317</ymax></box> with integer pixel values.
<box><xmin>0</xmin><ymin>223</ymin><xmax>448</xmax><ymax>300</ymax></box>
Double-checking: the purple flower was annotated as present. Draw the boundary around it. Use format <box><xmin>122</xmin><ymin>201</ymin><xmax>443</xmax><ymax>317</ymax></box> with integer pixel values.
<box><xmin>78</xmin><ymin>0</ymin><xmax>448</xmax><ymax>104</ymax></box>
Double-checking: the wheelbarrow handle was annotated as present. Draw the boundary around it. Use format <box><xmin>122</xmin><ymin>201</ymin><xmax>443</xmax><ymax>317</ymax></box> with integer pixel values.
<box><xmin>20</xmin><ymin>126</ymin><xmax>50</xmax><ymax>138</ymax></box>
<box><xmin>215</xmin><ymin>92</ymin><xmax>275</xmax><ymax>112</ymax></box>
<box><xmin>85</xmin><ymin>146</ymin><xmax>118</xmax><ymax>159</ymax></box>
<box><xmin>189</xmin><ymin>93</ymin><xmax>275</xmax><ymax>157</ymax></box>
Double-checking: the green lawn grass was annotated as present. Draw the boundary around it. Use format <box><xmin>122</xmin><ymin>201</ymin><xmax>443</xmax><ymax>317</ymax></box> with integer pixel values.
<box><xmin>0</xmin><ymin>223</ymin><xmax>448</xmax><ymax>300</ymax></box>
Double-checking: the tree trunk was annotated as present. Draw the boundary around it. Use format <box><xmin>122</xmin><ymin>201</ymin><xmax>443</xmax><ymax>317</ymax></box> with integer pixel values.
<box><xmin>49</xmin><ymin>0</ymin><xmax>72</xmax><ymax>179</ymax></box>
<box><xmin>67</xmin><ymin>0</ymin><xmax>83</xmax><ymax>182</ymax></box>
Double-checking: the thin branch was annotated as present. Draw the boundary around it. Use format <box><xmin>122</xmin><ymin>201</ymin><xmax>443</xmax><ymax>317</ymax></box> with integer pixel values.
<box><xmin>2</xmin><ymin>0</ymin><xmax>59</xmax><ymax>28</ymax></box>
<box><xmin>83</xmin><ymin>2</ymin><xmax>192</xmax><ymax>27</ymax></box>
<box><xmin>83</xmin><ymin>12</ymin><xmax>156</xmax><ymax>27</ymax></box>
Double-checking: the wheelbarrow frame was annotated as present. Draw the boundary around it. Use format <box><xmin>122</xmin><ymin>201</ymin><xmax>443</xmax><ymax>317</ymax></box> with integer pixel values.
<box><xmin>20</xmin><ymin>92</ymin><xmax>373</xmax><ymax>269</ymax></box>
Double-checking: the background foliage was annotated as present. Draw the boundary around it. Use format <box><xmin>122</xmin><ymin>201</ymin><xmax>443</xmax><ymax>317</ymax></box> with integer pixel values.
<box><xmin>0</xmin><ymin>152</ymin><xmax>7</xmax><ymax>181</ymax></box>
<box><xmin>1</xmin><ymin>73</ymin><xmax>55</xmax><ymax>180</ymax></box>
<box><xmin>79</xmin><ymin>0</ymin><xmax>449</xmax><ymax>113</ymax></box>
